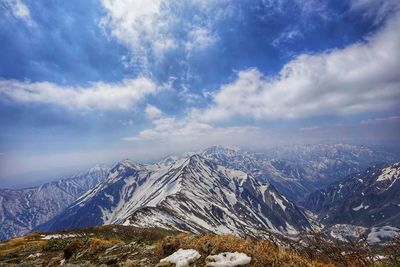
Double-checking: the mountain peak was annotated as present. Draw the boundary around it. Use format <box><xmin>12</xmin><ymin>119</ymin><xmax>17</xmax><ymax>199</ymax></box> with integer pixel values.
<box><xmin>88</xmin><ymin>163</ymin><xmax>108</xmax><ymax>172</ymax></box>
<box><xmin>112</xmin><ymin>159</ymin><xmax>143</xmax><ymax>170</ymax></box>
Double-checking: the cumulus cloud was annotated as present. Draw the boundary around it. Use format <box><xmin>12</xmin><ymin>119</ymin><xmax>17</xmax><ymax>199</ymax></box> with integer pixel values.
<box><xmin>99</xmin><ymin>0</ymin><xmax>225</xmax><ymax>67</ymax></box>
<box><xmin>201</xmin><ymin>12</ymin><xmax>400</xmax><ymax>121</ymax></box>
<box><xmin>0</xmin><ymin>78</ymin><xmax>159</xmax><ymax>110</ymax></box>
<box><xmin>4</xmin><ymin>0</ymin><xmax>36</xmax><ymax>27</ymax></box>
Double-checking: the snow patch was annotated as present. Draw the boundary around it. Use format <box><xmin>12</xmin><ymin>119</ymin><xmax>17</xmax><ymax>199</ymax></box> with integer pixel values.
<box><xmin>27</xmin><ymin>253</ymin><xmax>42</xmax><ymax>258</ymax></box>
<box><xmin>270</xmin><ymin>191</ymin><xmax>286</xmax><ymax>211</ymax></box>
<box><xmin>377</xmin><ymin>165</ymin><xmax>400</xmax><ymax>181</ymax></box>
<box><xmin>329</xmin><ymin>224</ymin><xmax>367</xmax><ymax>241</ymax></box>
<box><xmin>206</xmin><ymin>252</ymin><xmax>251</xmax><ymax>267</ymax></box>
<box><xmin>159</xmin><ymin>249</ymin><xmax>201</xmax><ymax>267</ymax></box>
<box><xmin>352</xmin><ymin>202</ymin><xmax>369</xmax><ymax>211</ymax></box>
<box><xmin>41</xmin><ymin>234</ymin><xmax>79</xmax><ymax>240</ymax></box>
<box><xmin>367</xmin><ymin>226</ymin><xmax>400</xmax><ymax>244</ymax></box>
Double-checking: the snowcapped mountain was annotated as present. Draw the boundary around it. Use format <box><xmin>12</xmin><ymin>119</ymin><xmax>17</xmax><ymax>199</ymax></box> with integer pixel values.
<box><xmin>0</xmin><ymin>164</ymin><xmax>109</xmax><ymax>241</ymax></box>
<box><xmin>201</xmin><ymin>144</ymin><xmax>398</xmax><ymax>202</ymax></box>
<box><xmin>37</xmin><ymin>155</ymin><xmax>313</xmax><ymax>236</ymax></box>
<box><xmin>302</xmin><ymin>162</ymin><xmax>400</xmax><ymax>227</ymax></box>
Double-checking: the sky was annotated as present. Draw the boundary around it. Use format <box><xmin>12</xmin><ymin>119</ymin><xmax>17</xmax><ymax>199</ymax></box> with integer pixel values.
<box><xmin>0</xmin><ymin>0</ymin><xmax>400</xmax><ymax>185</ymax></box>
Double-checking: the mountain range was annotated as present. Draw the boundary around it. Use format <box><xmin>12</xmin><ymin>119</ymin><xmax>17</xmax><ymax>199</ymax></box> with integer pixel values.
<box><xmin>37</xmin><ymin>155</ymin><xmax>313</xmax><ymax>236</ymax></box>
<box><xmin>1</xmin><ymin>143</ymin><xmax>399</xmax><ymax>242</ymax></box>
<box><xmin>303</xmin><ymin>162</ymin><xmax>400</xmax><ymax>227</ymax></box>
<box><xmin>201</xmin><ymin>144</ymin><xmax>398</xmax><ymax>202</ymax></box>
<box><xmin>0</xmin><ymin>164</ymin><xmax>109</xmax><ymax>241</ymax></box>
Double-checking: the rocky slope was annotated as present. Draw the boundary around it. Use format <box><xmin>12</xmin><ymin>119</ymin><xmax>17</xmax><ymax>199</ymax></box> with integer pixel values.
<box><xmin>0</xmin><ymin>164</ymin><xmax>109</xmax><ymax>241</ymax></box>
<box><xmin>302</xmin><ymin>162</ymin><xmax>400</xmax><ymax>227</ymax></box>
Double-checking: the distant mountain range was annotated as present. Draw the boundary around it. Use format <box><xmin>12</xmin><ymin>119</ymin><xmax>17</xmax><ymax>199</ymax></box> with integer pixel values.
<box><xmin>302</xmin><ymin>162</ymin><xmax>400</xmax><ymax>227</ymax></box>
<box><xmin>0</xmin><ymin>164</ymin><xmax>109</xmax><ymax>241</ymax></box>
<box><xmin>37</xmin><ymin>155</ymin><xmax>313</xmax><ymax>236</ymax></box>
<box><xmin>1</xmin><ymin>143</ymin><xmax>399</xmax><ymax>242</ymax></box>
<box><xmin>201</xmin><ymin>144</ymin><xmax>398</xmax><ymax>201</ymax></box>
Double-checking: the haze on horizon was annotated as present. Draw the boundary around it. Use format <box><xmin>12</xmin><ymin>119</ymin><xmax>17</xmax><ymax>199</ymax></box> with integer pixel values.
<box><xmin>0</xmin><ymin>0</ymin><xmax>399</xmax><ymax>186</ymax></box>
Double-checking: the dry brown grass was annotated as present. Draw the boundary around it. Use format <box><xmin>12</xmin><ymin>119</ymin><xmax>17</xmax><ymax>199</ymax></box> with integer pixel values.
<box><xmin>87</xmin><ymin>237</ymin><xmax>122</xmax><ymax>250</ymax></box>
<box><xmin>0</xmin><ymin>236</ymin><xmax>45</xmax><ymax>254</ymax></box>
<box><xmin>156</xmin><ymin>233</ymin><xmax>333</xmax><ymax>267</ymax></box>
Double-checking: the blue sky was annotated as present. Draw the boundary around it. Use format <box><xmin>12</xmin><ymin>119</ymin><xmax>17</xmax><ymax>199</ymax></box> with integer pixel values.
<box><xmin>0</xmin><ymin>0</ymin><xmax>400</xmax><ymax>185</ymax></box>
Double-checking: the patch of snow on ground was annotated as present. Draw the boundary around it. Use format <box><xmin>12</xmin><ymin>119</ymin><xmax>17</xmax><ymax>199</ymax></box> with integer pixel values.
<box><xmin>285</xmin><ymin>222</ymin><xmax>299</xmax><ymax>235</ymax></box>
<box><xmin>329</xmin><ymin>224</ymin><xmax>367</xmax><ymax>241</ymax></box>
<box><xmin>40</xmin><ymin>234</ymin><xmax>79</xmax><ymax>240</ymax></box>
<box><xmin>159</xmin><ymin>249</ymin><xmax>201</xmax><ymax>267</ymax></box>
<box><xmin>270</xmin><ymin>191</ymin><xmax>286</xmax><ymax>211</ymax></box>
<box><xmin>206</xmin><ymin>252</ymin><xmax>251</xmax><ymax>267</ymax></box>
<box><xmin>352</xmin><ymin>202</ymin><xmax>369</xmax><ymax>211</ymax></box>
<box><xmin>27</xmin><ymin>253</ymin><xmax>42</xmax><ymax>258</ymax></box>
<box><xmin>367</xmin><ymin>226</ymin><xmax>400</xmax><ymax>244</ymax></box>
<box><xmin>377</xmin><ymin>165</ymin><xmax>399</xmax><ymax>181</ymax></box>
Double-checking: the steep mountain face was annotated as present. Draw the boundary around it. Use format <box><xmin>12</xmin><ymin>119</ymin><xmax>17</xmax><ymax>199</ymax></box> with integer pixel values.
<box><xmin>302</xmin><ymin>162</ymin><xmax>400</xmax><ymax>227</ymax></box>
<box><xmin>201</xmin><ymin>144</ymin><xmax>397</xmax><ymax>202</ymax></box>
<box><xmin>38</xmin><ymin>155</ymin><xmax>312</xmax><ymax>236</ymax></box>
<box><xmin>0</xmin><ymin>165</ymin><xmax>109</xmax><ymax>241</ymax></box>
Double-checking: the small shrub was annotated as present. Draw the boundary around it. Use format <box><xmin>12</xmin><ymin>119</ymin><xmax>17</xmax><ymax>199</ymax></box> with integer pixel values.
<box><xmin>42</xmin><ymin>238</ymin><xmax>69</xmax><ymax>251</ymax></box>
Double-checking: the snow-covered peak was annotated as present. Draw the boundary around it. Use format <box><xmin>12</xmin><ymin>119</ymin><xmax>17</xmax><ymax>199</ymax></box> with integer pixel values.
<box><xmin>88</xmin><ymin>163</ymin><xmax>108</xmax><ymax>173</ymax></box>
<box><xmin>157</xmin><ymin>155</ymin><xmax>179</xmax><ymax>167</ymax></box>
<box><xmin>111</xmin><ymin>159</ymin><xmax>144</xmax><ymax>172</ymax></box>
<box><xmin>202</xmin><ymin>145</ymin><xmax>244</xmax><ymax>157</ymax></box>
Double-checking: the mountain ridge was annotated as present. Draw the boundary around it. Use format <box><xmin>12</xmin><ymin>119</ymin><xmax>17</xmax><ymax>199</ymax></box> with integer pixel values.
<box><xmin>0</xmin><ymin>164</ymin><xmax>109</xmax><ymax>241</ymax></box>
<box><xmin>37</xmin><ymin>154</ymin><xmax>314</xmax><ymax>236</ymax></box>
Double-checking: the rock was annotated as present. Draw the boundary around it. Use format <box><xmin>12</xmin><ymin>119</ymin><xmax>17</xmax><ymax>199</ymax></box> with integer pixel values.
<box><xmin>64</xmin><ymin>241</ymin><xmax>83</xmax><ymax>260</ymax></box>
<box><xmin>202</xmin><ymin>240</ymin><xmax>213</xmax><ymax>254</ymax></box>
<box><xmin>105</xmin><ymin>243</ymin><xmax>125</xmax><ymax>254</ymax></box>
<box><xmin>160</xmin><ymin>237</ymin><xmax>178</xmax><ymax>256</ymax></box>
<box><xmin>99</xmin><ymin>255</ymin><xmax>119</xmax><ymax>265</ymax></box>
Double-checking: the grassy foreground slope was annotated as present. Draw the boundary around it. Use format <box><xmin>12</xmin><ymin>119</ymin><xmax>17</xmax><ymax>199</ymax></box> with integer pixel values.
<box><xmin>0</xmin><ymin>225</ymin><xmax>398</xmax><ymax>266</ymax></box>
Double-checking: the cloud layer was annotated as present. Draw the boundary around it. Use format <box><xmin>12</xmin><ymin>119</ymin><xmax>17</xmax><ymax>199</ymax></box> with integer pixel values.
<box><xmin>201</xmin><ymin>12</ymin><xmax>400</xmax><ymax>121</ymax></box>
<box><xmin>0</xmin><ymin>78</ymin><xmax>158</xmax><ymax>110</ymax></box>
<box><xmin>125</xmin><ymin>108</ymin><xmax>264</xmax><ymax>152</ymax></box>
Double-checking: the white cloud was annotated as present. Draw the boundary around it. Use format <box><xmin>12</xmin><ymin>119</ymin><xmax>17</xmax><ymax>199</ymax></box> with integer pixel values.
<box><xmin>201</xmin><ymin>12</ymin><xmax>400</xmax><ymax>121</ymax></box>
<box><xmin>145</xmin><ymin>104</ymin><xmax>163</xmax><ymax>119</ymax></box>
<box><xmin>99</xmin><ymin>0</ymin><xmax>225</xmax><ymax>67</ymax></box>
<box><xmin>0</xmin><ymin>78</ymin><xmax>159</xmax><ymax>110</ymax></box>
<box><xmin>100</xmin><ymin>0</ymin><xmax>171</xmax><ymax>63</ymax></box>
<box><xmin>272</xmin><ymin>28</ymin><xmax>303</xmax><ymax>47</ymax></box>
<box><xmin>5</xmin><ymin>0</ymin><xmax>36</xmax><ymax>27</ymax></box>
<box><xmin>185</xmin><ymin>27</ymin><xmax>218</xmax><ymax>52</ymax></box>
<box><xmin>124</xmin><ymin>111</ymin><xmax>264</xmax><ymax>151</ymax></box>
